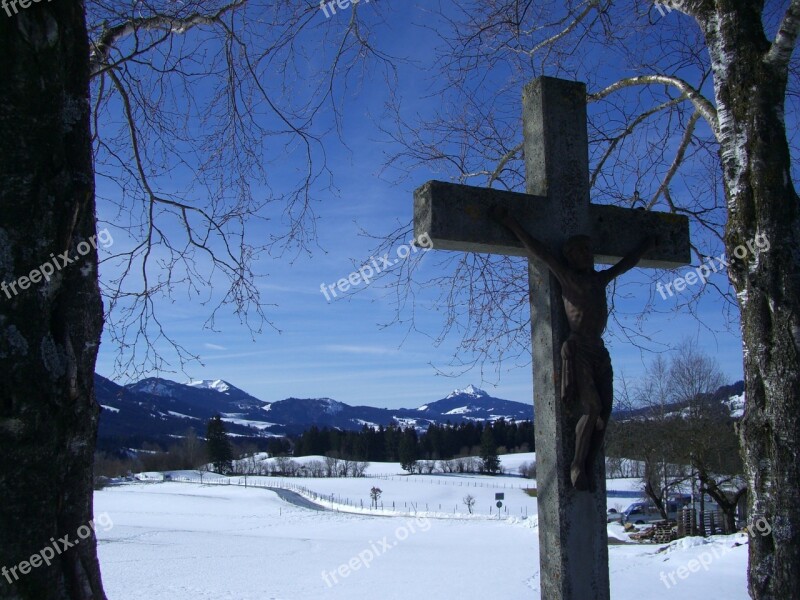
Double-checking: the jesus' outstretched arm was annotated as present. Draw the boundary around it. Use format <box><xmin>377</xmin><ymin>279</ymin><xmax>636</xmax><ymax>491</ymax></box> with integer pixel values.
<box><xmin>490</xmin><ymin>206</ymin><xmax>569</xmax><ymax>285</ymax></box>
<box><xmin>600</xmin><ymin>235</ymin><xmax>656</xmax><ymax>283</ymax></box>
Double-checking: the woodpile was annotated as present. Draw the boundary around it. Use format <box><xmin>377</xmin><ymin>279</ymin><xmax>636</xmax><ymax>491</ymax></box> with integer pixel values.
<box><xmin>628</xmin><ymin>521</ymin><xmax>678</xmax><ymax>544</ymax></box>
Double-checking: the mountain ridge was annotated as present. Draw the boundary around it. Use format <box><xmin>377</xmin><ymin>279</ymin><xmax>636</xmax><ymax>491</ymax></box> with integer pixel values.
<box><xmin>95</xmin><ymin>375</ymin><xmax>533</xmax><ymax>448</ymax></box>
<box><xmin>96</xmin><ymin>375</ymin><xmax>745</xmax><ymax>451</ymax></box>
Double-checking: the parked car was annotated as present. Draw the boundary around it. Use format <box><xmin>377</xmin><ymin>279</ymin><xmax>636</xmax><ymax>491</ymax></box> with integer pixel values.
<box><xmin>621</xmin><ymin>499</ymin><xmax>688</xmax><ymax>525</ymax></box>
<box><xmin>606</xmin><ymin>508</ymin><xmax>623</xmax><ymax>523</ymax></box>
<box><xmin>621</xmin><ymin>501</ymin><xmax>662</xmax><ymax>524</ymax></box>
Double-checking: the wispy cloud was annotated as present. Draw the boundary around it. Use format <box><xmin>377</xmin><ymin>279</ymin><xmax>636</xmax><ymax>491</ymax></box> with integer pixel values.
<box><xmin>203</xmin><ymin>343</ymin><xmax>228</xmax><ymax>351</ymax></box>
<box><xmin>322</xmin><ymin>344</ymin><xmax>397</xmax><ymax>356</ymax></box>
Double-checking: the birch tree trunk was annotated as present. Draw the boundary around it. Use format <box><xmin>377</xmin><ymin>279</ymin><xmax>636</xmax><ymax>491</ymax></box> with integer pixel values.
<box><xmin>702</xmin><ymin>2</ymin><xmax>800</xmax><ymax>597</ymax></box>
<box><xmin>0</xmin><ymin>2</ymin><xmax>106</xmax><ymax>598</ymax></box>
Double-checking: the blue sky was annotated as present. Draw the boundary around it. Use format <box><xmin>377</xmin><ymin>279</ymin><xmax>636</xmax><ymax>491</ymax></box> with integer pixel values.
<box><xmin>91</xmin><ymin>1</ymin><xmax>751</xmax><ymax>409</ymax></box>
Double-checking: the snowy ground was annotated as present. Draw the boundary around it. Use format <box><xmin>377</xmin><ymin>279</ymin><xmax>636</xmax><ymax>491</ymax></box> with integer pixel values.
<box><xmin>94</xmin><ymin>474</ymin><xmax>752</xmax><ymax>599</ymax></box>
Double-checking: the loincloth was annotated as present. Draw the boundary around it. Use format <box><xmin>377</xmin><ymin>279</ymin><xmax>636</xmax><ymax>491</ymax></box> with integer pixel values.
<box><xmin>560</xmin><ymin>333</ymin><xmax>611</xmax><ymax>405</ymax></box>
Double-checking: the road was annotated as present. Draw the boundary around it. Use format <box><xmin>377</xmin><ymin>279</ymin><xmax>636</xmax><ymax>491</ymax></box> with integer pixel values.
<box><xmin>266</xmin><ymin>487</ymin><xmax>327</xmax><ymax>511</ymax></box>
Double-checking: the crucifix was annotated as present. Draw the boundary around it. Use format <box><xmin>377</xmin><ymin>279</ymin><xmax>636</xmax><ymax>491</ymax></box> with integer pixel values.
<box><xmin>413</xmin><ymin>77</ymin><xmax>690</xmax><ymax>599</ymax></box>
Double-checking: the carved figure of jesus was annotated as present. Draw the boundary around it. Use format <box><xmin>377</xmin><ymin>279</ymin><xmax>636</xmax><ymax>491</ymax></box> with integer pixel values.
<box><xmin>492</xmin><ymin>207</ymin><xmax>655</xmax><ymax>490</ymax></box>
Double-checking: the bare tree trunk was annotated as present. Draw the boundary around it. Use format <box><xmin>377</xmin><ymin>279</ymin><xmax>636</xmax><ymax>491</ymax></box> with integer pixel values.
<box><xmin>699</xmin><ymin>480</ymin><xmax>706</xmax><ymax>537</ymax></box>
<box><xmin>0</xmin><ymin>2</ymin><xmax>106</xmax><ymax>599</ymax></box>
<box><xmin>702</xmin><ymin>4</ymin><xmax>800</xmax><ymax>598</ymax></box>
<box><xmin>698</xmin><ymin>471</ymin><xmax>746</xmax><ymax>535</ymax></box>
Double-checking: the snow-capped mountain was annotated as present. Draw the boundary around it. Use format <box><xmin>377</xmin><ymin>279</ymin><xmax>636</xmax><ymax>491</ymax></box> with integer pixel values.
<box><xmin>417</xmin><ymin>385</ymin><xmax>531</xmax><ymax>421</ymax></box>
<box><xmin>187</xmin><ymin>379</ymin><xmax>231</xmax><ymax>393</ymax></box>
<box><xmin>96</xmin><ymin>377</ymin><xmax>532</xmax><ymax>448</ymax></box>
<box><xmin>445</xmin><ymin>384</ymin><xmax>488</xmax><ymax>399</ymax></box>
<box><xmin>95</xmin><ymin>375</ymin><xmax>271</xmax><ymax>449</ymax></box>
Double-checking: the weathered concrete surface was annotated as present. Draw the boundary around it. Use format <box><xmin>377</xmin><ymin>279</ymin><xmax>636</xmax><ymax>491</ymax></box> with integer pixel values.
<box><xmin>413</xmin><ymin>183</ymin><xmax>690</xmax><ymax>267</ymax></box>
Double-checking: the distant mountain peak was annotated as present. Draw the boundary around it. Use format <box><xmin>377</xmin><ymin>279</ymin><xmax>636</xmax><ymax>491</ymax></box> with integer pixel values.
<box><xmin>446</xmin><ymin>384</ymin><xmax>488</xmax><ymax>399</ymax></box>
<box><xmin>187</xmin><ymin>379</ymin><xmax>231</xmax><ymax>393</ymax></box>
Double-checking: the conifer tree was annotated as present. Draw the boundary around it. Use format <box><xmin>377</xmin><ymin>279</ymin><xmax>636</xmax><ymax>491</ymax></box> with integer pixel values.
<box><xmin>206</xmin><ymin>415</ymin><xmax>233</xmax><ymax>474</ymax></box>
<box><xmin>480</xmin><ymin>426</ymin><xmax>500</xmax><ymax>475</ymax></box>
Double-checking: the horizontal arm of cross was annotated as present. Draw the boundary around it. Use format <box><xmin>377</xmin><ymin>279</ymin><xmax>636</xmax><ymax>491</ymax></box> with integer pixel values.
<box><xmin>414</xmin><ymin>181</ymin><xmax>691</xmax><ymax>269</ymax></box>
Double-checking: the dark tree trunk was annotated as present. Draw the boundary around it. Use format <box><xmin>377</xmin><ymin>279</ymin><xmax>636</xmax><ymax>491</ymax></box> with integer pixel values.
<box><xmin>699</xmin><ymin>480</ymin><xmax>706</xmax><ymax>537</ymax></box>
<box><xmin>643</xmin><ymin>475</ymin><xmax>666</xmax><ymax>519</ymax></box>
<box><xmin>0</xmin><ymin>2</ymin><xmax>106</xmax><ymax>599</ymax></box>
<box><xmin>702</xmin><ymin>2</ymin><xmax>800</xmax><ymax>598</ymax></box>
<box><xmin>699</xmin><ymin>471</ymin><xmax>746</xmax><ymax>534</ymax></box>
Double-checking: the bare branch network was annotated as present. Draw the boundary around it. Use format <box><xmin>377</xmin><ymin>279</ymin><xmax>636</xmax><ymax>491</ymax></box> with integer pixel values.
<box><xmin>86</xmin><ymin>0</ymin><xmax>396</xmax><ymax>376</ymax></box>
<box><xmin>364</xmin><ymin>0</ymin><xmax>797</xmax><ymax>378</ymax></box>
<box><xmin>85</xmin><ymin>0</ymin><xmax>798</xmax><ymax>383</ymax></box>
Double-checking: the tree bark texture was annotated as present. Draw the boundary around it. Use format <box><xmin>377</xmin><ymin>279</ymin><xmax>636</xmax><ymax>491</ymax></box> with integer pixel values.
<box><xmin>0</xmin><ymin>1</ymin><xmax>107</xmax><ymax>599</ymax></box>
<box><xmin>702</xmin><ymin>2</ymin><xmax>800</xmax><ymax>598</ymax></box>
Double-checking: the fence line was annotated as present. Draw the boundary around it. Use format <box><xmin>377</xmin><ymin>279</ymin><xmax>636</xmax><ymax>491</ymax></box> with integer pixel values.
<box><xmin>161</xmin><ymin>474</ymin><xmax>532</xmax><ymax>519</ymax></box>
<box><xmin>156</xmin><ymin>472</ymin><xmax>639</xmax><ymax>518</ymax></box>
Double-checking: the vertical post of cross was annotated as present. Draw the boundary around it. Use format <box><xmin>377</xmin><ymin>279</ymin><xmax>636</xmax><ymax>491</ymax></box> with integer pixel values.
<box><xmin>523</xmin><ymin>77</ymin><xmax>610</xmax><ymax>600</ymax></box>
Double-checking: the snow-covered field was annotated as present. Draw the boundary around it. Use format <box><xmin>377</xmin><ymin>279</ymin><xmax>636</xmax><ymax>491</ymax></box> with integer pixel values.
<box><xmin>163</xmin><ymin>452</ymin><xmax>642</xmax><ymax>517</ymax></box>
<box><xmin>94</xmin><ymin>458</ymin><xmax>752</xmax><ymax>599</ymax></box>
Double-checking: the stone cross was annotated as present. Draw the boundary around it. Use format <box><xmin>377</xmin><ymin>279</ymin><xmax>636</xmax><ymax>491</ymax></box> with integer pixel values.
<box><xmin>413</xmin><ymin>76</ymin><xmax>690</xmax><ymax>600</ymax></box>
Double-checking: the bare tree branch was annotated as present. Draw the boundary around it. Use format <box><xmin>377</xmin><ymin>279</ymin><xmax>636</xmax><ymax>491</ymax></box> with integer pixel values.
<box><xmin>86</xmin><ymin>0</ymin><xmax>395</xmax><ymax>376</ymax></box>
<box><xmin>89</xmin><ymin>1</ymin><xmax>246</xmax><ymax>77</ymax></box>
<box><xmin>647</xmin><ymin>111</ymin><xmax>702</xmax><ymax>209</ymax></box>
<box><xmin>590</xmin><ymin>75</ymin><xmax>719</xmax><ymax>140</ymax></box>
<box><xmin>589</xmin><ymin>96</ymin><xmax>686</xmax><ymax>188</ymax></box>
<box><xmin>765</xmin><ymin>0</ymin><xmax>800</xmax><ymax>69</ymax></box>
<box><xmin>525</xmin><ymin>0</ymin><xmax>603</xmax><ymax>57</ymax></box>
